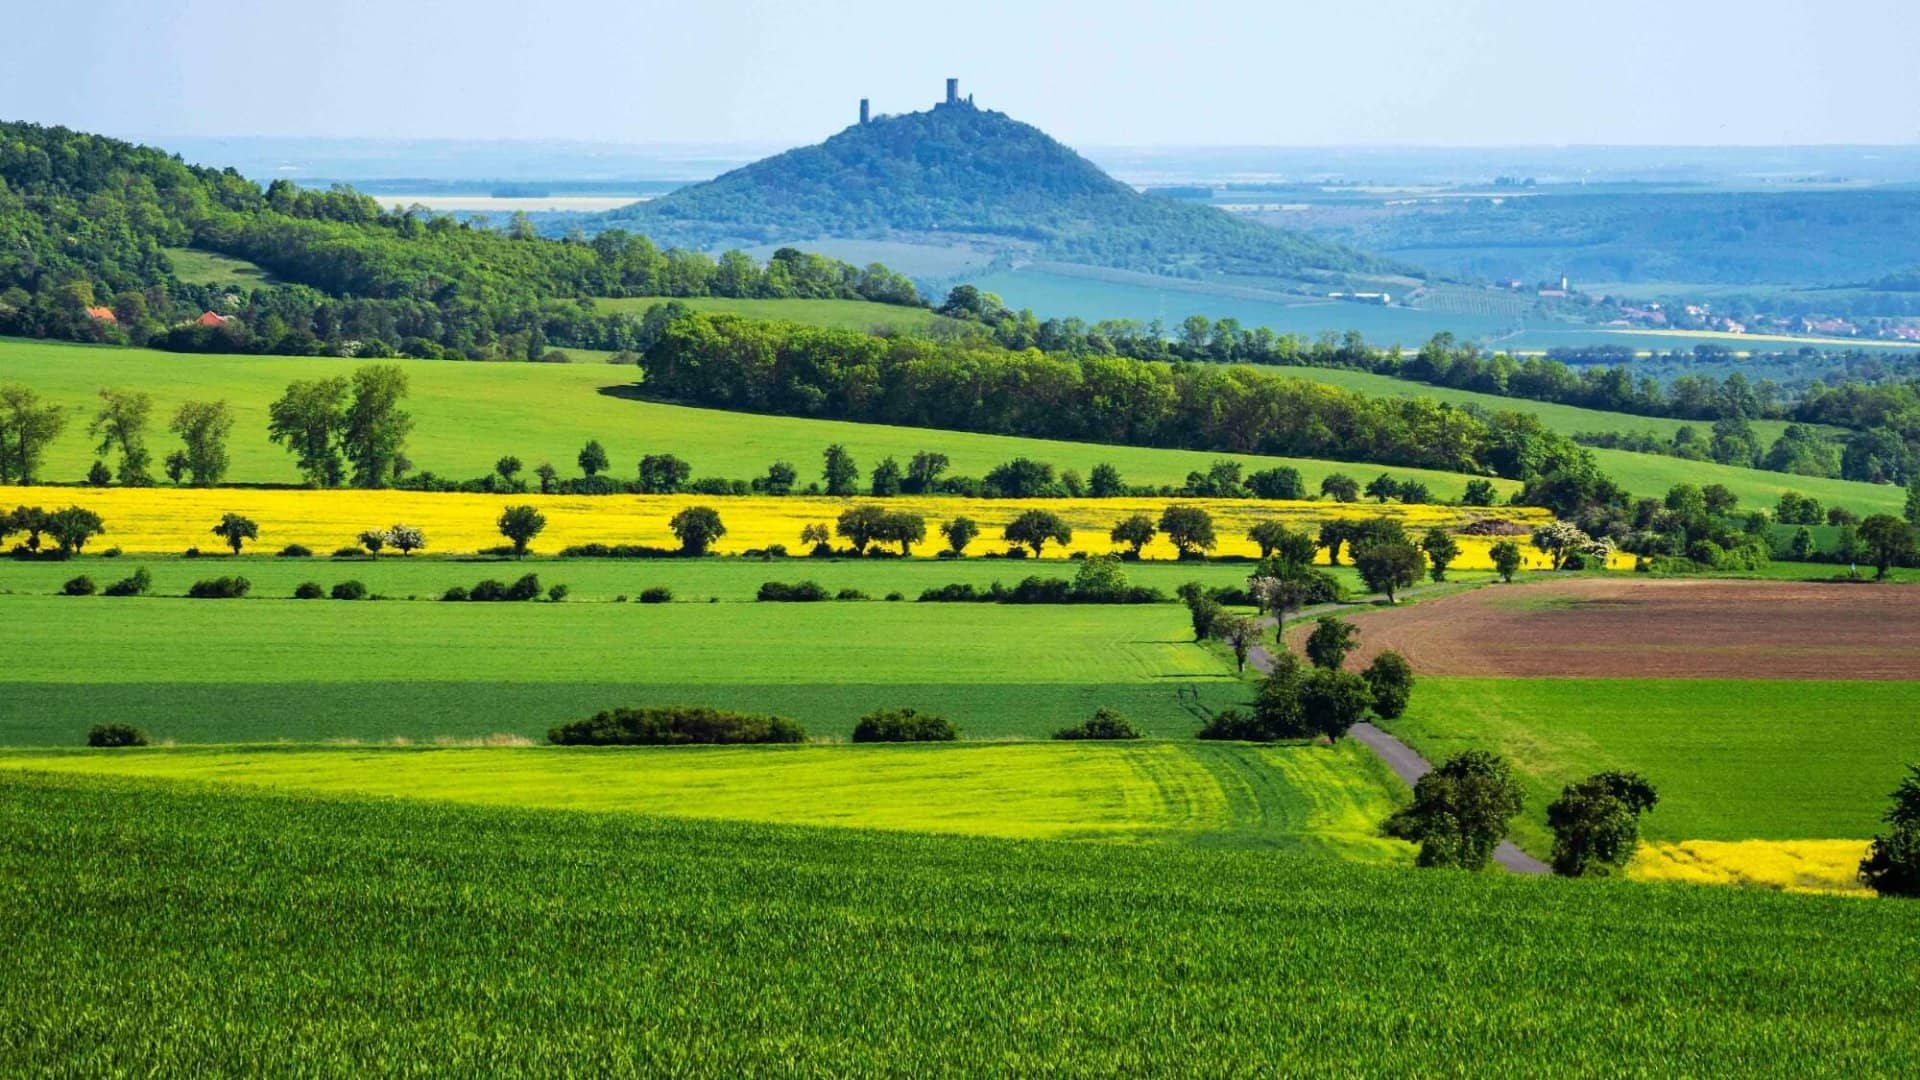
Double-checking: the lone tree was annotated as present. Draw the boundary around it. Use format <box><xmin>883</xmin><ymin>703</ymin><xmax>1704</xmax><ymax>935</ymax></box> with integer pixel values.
<box><xmin>534</xmin><ymin>462</ymin><xmax>559</xmax><ymax>494</ymax></box>
<box><xmin>800</xmin><ymin>522</ymin><xmax>833</xmax><ymax>555</ymax></box>
<box><xmin>90</xmin><ymin>387</ymin><xmax>154</xmax><ymax>486</ymax></box>
<box><xmin>1304</xmin><ymin>616</ymin><xmax>1359</xmax><ymax>670</ymax></box>
<box><xmin>758</xmin><ymin>461</ymin><xmax>797</xmax><ymax>495</ymax></box>
<box><xmin>169</xmin><ymin>400</ymin><xmax>234</xmax><ymax>486</ymax></box>
<box><xmin>1212</xmin><ymin>613</ymin><xmax>1260</xmax><ymax>673</ymax></box>
<box><xmin>1365</xmin><ymin>474</ymin><xmax>1401</xmax><ymax>503</ymax></box>
<box><xmin>940</xmin><ymin>516</ymin><xmax>979</xmax><ymax>556</ymax></box>
<box><xmin>822</xmin><ymin>444</ymin><xmax>859</xmax><ymax>496</ymax></box>
<box><xmin>1088</xmin><ymin>462</ymin><xmax>1124</xmax><ymax>497</ymax></box>
<box><xmin>1859</xmin><ymin>763</ymin><xmax>1920</xmax><ymax>898</ymax></box>
<box><xmin>1110</xmin><ymin>513</ymin><xmax>1157</xmax><ymax>558</ymax></box>
<box><xmin>47</xmin><ymin>506</ymin><xmax>105</xmax><ymax>557</ymax></box>
<box><xmin>836</xmin><ymin>504</ymin><xmax>891</xmax><ymax>554</ymax></box>
<box><xmin>1320</xmin><ymin>473</ymin><xmax>1359</xmax><ymax>503</ymax></box>
<box><xmin>0</xmin><ymin>383</ymin><xmax>68</xmax><ymax>485</ymax></box>
<box><xmin>1158</xmin><ymin>504</ymin><xmax>1216</xmax><ymax>559</ymax></box>
<box><xmin>210</xmin><ymin>512</ymin><xmax>258</xmax><ymax>555</ymax></box>
<box><xmin>1004</xmin><ymin>509</ymin><xmax>1072</xmax><ymax>557</ymax></box>
<box><xmin>1858</xmin><ymin>514</ymin><xmax>1918</xmax><ymax>581</ymax></box>
<box><xmin>1420</xmin><ymin>527</ymin><xmax>1461</xmax><ymax>583</ymax></box>
<box><xmin>1181</xmin><ymin>587</ymin><xmax>1224</xmax><ymax>642</ymax></box>
<box><xmin>1319</xmin><ymin>520</ymin><xmax>1350</xmax><ymax>565</ymax></box>
<box><xmin>1547</xmin><ymin>771</ymin><xmax>1659</xmax><ymax>878</ymax></box>
<box><xmin>495</xmin><ymin>456</ymin><xmax>523</xmax><ymax>485</ymax></box>
<box><xmin>1361</xmin><ymin>650</ymin><xmax>1415</xmax><ymax>719</ymax></box>
<box><xmin>577</xmin><ymin>439</ymin><xmax>609</xmax><ymax>478</ymax></box>
<box><xmin>386</xmin><ymin>523</ymin><xmax>426</xmax><ymax>556</ymax></box>
<box><xmin>1385</xmin><ymin>749</ymin><xmax>1526</xmax><ymax>870</ymax></box>
<box><xmin>869</xmin><ymin>456</ymin><xmax>903</xmax><ymax>496</ymax></box>
<box><xmin>357</xmin><ymin>529</ymin><xmax>386</xmax><ymax>555</ymax></box>
<box><xmin>637</xmin><ymin>453</ymin><xmax>691</xmax><ymax>494</ymax></box>
<box><xmin>267</xmin><ymin>376</ymin><xmax>348</xmax><ymax>487</ymax></box>
<box><xmin>669</xmin><ymin>506</ymin><xmax>727</xmax><ymax>555</ymax></box>
<box><xmin>1490</xmin><ymin>540</ymin><xmax>1524</xmax><ymax>583</ymax></box>
<box><xmin>876</xmin><ymin>511</ymin><xmax>926</xmax><ymax>556</ymax></box>
<box><xmin>1300</xmin><ymin>667</ymin><xmax>1373</xmax><ymax>744</ymax></box>
<box><xmin>1355</xmin><ymin>540</ymin><xmax>1425</xmax><ymax>602</ymax></box>
<box><xmin>497</xmin><ymin>504</ymin><xmax>547</xmax><ymax>557</ymax></box>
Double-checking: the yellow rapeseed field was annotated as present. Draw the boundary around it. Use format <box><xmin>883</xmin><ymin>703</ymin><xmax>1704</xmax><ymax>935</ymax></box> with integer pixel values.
<box><xmin>1627</xmin><ymin>839</ymin><xmax>1872</xmax><ymax>896</ymax></box>
<box><xmin>0</xmin><ymin>485</ymin><xmax>1558</xmax><ymax>567</ymax></box>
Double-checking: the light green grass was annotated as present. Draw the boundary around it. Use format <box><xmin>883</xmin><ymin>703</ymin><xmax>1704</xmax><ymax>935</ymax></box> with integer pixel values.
<box><xmin>161</xmin><ymin>247</ymin><xmax>277</xmax><ymax>287</ymax></box>
<box><xmin>1385</xmin><ymin>676</ymin><xmax>1920</xmax><ymax>853</ymax></box>
<box><xmin>0</xmin><ymin>741</ymin><xmax>1408</xmax><ymax>858</ymax></box>
<box><xmin>593</xmin><ymin>295</ymin><xmax>956</xmax><ymax>332</ymax></box>
<box><xmin>0</xmin><ymin>338</ymin><xmax>1514</xmax><ymax>498</ymax></box>
<box><xmin>3</xmin><ymin>772</ymin><xmax>1917</xmax><ymax>1073</ymax></box>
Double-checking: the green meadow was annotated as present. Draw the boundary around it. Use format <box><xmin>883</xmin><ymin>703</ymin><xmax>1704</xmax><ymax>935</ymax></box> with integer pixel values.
<box><xmin>2</xmin><ymin>772</ymin><xmax>1915</xmax><ymax>1074</ymax></box>
<box><xmin>593</xmin><ymin>294</ymin><xmax>958</xmax><ymax>332</ymax></box>
<box><xmin>1385</xmin><ymin>676</ymin><xmax>1920</xmax><ymax>851</ymax></box>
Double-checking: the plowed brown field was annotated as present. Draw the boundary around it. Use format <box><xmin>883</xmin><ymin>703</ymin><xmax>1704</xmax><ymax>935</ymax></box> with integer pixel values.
<box><xmin>1286</xmin><ymin>578</ymin><xmax>1920</xmax><ymax>679</ymax></box>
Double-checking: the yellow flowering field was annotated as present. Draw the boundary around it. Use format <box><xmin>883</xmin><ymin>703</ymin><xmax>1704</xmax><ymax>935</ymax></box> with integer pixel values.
<box><xmin>1627</xmin><ymin>839</ymin><xmax>1872</xmax><ymax>896</ymax></box>
<box><xmin>1</xmin><ymin>485</ymin><xmax>1558</xmax><ymax>567</ymax></box>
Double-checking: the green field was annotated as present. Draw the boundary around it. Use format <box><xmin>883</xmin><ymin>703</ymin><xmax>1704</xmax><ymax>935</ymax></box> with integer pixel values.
<box><xmin>1385</xmin><ymin>677</ymin><xmax>1920</xmax><ymax>852</ymax></box>
<box><xmin>0</xmin><ymin>591</ymin><xmax>1253</xmax><ymax>743</ymax></box>
<box><xmin>3</xmin><ymin>772</ymin><xmax>1915</xmax><ymax>1073</ymax></box>
<box><xmin>594</xmin><ymin>295</ymin><xmax>957</xmax><ymax>333</ymax></box>
<box><xmin>161</xmin><ymin>247</ymin><xmax>278</xmax><ymax>287</ymax></box>
<box><xmin>0</xmin><ymin>338</ymin><xmax>1517</xmax><ymax>499</ymax></box>
<box><xmin>0</xmin><ymin>740</ymin><xmax>1409</xmax><ymax>858</ymax></box>
<box><xmin>0</xmin><ymin>551</ymin><xmax>1367</xmax><ymax>602</ymax></box>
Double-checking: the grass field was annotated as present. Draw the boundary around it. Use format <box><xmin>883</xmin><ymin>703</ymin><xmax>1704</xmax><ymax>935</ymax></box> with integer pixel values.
<box><xmin>0</xmin><ymin>592</ymin><xmax>1252</xmax><ymax>743</ymax></box>
<box><xmin>593</xmin><ymin>295</ymin><xmax>958</xmax><ymax>333</ymax></box>
<box><xmin>0</xmin><ymin>338</ymin><xmax>1520</xmax><ymax>499</ymax></box>
<box><xmin>3</xmin><ymin>772</ymin><xmax>1916</xmax><ymax>1073</ymax></box>
<box><xmin>161</xmin><ymin>247</ymin><xmax>277</xmax><ymax>287</ymax></box>
<box><xmin>1384</xmin><ymin>676</ymin><xmax>1920</xmax><ymax>868</ymax></box>
<box><xmin>0</xmin><ymin>483</ymin><xmax>1556</xmax><ymax>561</ymax></box>
<box><xmin>0</xmin><ymin>741</ymin><xmax>1410</xmax><ymax>858</ymax></box>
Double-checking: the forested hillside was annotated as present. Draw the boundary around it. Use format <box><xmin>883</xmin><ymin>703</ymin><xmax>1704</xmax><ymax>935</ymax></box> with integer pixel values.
<box><xmin>584</xmin><ymin>101</ymin><xmax>1395</xmax><ymax>284</ymax></box>
<box><xmin>0</xmin><ymin>122</ymin><xmax>921</xmax><ymax>358</ymax></box>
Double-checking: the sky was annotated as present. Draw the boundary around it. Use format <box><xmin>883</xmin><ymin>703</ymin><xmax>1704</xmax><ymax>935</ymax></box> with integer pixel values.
<box><xmin>7</xmin><ymin>0</ymin><xmax>1919</xmax><ymax>148</ymax></box>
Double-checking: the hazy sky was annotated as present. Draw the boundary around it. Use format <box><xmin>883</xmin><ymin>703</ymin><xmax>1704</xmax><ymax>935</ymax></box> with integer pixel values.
<box><xmin>9</xmin><ymin>0</ymin><xmax>1918</xmax><ymax>147</ymax></box>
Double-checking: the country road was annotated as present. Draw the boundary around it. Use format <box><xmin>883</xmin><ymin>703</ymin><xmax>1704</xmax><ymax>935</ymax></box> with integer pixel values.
<box><xmin>1244</xmin><ymin>583</ymin><xmax>1552</xmax><ymax>876</ymax></box>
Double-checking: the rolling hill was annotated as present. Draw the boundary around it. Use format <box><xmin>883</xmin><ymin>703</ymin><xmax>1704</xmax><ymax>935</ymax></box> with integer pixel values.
<box><xmin>580</xmin><ymin>92</ymin><xmax>1399</xmax><ymax>288</ymax></box>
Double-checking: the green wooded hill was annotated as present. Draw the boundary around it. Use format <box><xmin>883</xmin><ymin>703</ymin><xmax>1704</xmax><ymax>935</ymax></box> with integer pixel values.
<box><xmin>584</xmin><ymin>100</ymin><xmax>1395</xmax><ymax>284</ymax></box>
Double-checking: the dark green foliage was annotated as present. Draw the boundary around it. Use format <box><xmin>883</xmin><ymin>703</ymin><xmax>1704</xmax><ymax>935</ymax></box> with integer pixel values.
<box><xmin>757</xmin><ymin>580</ymin><xmax>830</xmax><ymax>602</ymax></box>
<box><xmin>454</xmin><ymin>574</ymin><xmax>542</xmax><ymax>602</ymax></box>
<box><xmin>330</xmin><ymin>580</ymin><xmax>368</xmax><ymax>601</ymax></box>
<box><xmin>668</xmin><ymin>505</ymin><xmax>726</xmax><ymax>555</ymax></box>
<box><xmin>851</xmin><ymin>708</ymin><xmax>956</xmax><ymax>743</ymax></box>
<box><xmin>940</xmin><ymin>516</ymin><xmax>979</xmax><ymax>555</ymax></box>
<box><xmin>1199</xmin><ymin>653</ymin><xmax>1311</xmax><ymax>742</ymax></box>
<box><xmin>186</xmin><ymin>575</ymin><xmax>249</xmax><ymax>599</ymax></box>
<box><xmin>277</xmin><ymin>544</ymin><xmax>313</xmax><ymax>558</ymax></box>
<box><xmin>293</xmin><ymin>582</ymin><xmax>326</xmax><ymax>600</ymax></box>
<box><xmin>1304</xmin><ymin>617</ymin><xmax>1360</xmax><ymax>670</ymax></box>
<box><xmin>1320</xmin><ymin>474</ymin><xmax>1360</xmax><ymax>503</ymax></box>
<box><xmin>1109</xmin><ymin>514</ymin><xmax>1157</xmax><ymax>557</ymax></box>
<box><xmin>1860</xmin><ymin>765</ymin><xmax>1920</xmax><ymax>898</ymax></box>
<box><xmin>45</xmin><ymin>506</ymin><xmax>105</xmax><ymax>557</ymax></box>
<box><xmin>1355</xmin><ymin>540</ymin><xmax>1426</xmax><ymax>601</ymax></box>
<box><xmin>1052</xmin><ymin>708</ymin><xmax>1140</xmax><ymax>741</ymax></box>
<box><xmin>1858</xmin><ymin>514</ymin><xmax>1917</xmax><ymax>580</ymax></box>
<box><xmin>1183</xmin><ymin>593</ymin><xmax>1223</xmax><ymax>642</ymax></box>
<box><xmin>497</xmin><ymin>505</ymin><xmax>547</xmax><ymax>557</ymax></box>
<box><xmin>834</xmin><ymin>588</ymin><xmax>870</xmax><ymax>601</ymax></box>
<box><xmin>60</xmin><ymin>574</ymin><xmax>96</xmax><ymax>596</ymax></box>
<box><xmin>1157</xmin><ymin>505</ymin><xmax>1216</xmax><ymax>557</ymax></box>
<box><xmin>637</xmin><ymin>453</ymin><xmax>692</xmax><ymax>494</ymax></box>
<box><xmin>1420</xmin><ymin>528</ymin><xmax>1461</xmax><ymax>583</ymax></box>
<box><xmin>547</xmin><ymin>706</ymin><xmax>805</xmax><ymax>746</ymax></box>
<box><xmin>1300</xmin><ymin>668</ymin><xmax>1373</xmax><ymax>744</ymax></box>
<box><xmin>1004</xmin><ymin>509</ymin><xmax>1072</xmax><ymax>557</ymax></box>
<box><xmin>84</xmin><ymin>723</ymin><xmax>147</xmax><ymax>748</ymax></box>
<box><xmin>211</xmin><ymin>512</ymin><xmax>259</xmax><ymax>555</ymax></box>
<box><xmin>1246</xmin><ymin>466</ymin><xmax>1305</xmax><ymax>501</ymax></box>
<box><xmin>102</xmin><ymin>567</ymin><xmax>151</xmax><ymax>597</ymax></box>
<box><xmin>638</xmin><ymin>587</ymin><xmax>674</xmax><ymax>604</ymax></box>
<box><xmin>1461</xmin><ymin>479</ymin><xmax>1498</xmax><ymax>506</ymax></box>
<box><xmin>1547</xmin><ymin>771</ymin><xmax>1660</xmax><ymax>878</ymax></box>
<box><xmin>1490</xmin><ymin>540</ymin><xmax>1524</xmax><ymax>582</ymax></box>
<box><xmin>556</xmin><ymin>543</ymin><xmax>680</xmax><ymax>559</ymax></box>
<box><xmin>1361</xmin><ymin>651</ymin><xmax>1415</xmax><ymax>720</ymax></box>
<box><xmin>1385</xmin><ymin>751</ymin><xmax>1527</xmax><ymax>870</ymax></box>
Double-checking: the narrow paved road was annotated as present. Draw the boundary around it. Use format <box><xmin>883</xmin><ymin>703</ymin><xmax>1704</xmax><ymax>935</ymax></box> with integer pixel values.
<box><xmin>1244</xmin><ymin>585</ymin><xmax>1551</xmax><ymax>876</ymax></box>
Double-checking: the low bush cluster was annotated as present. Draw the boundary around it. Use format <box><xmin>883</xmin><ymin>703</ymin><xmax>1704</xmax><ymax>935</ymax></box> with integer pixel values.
<box><xmin>757</xmin><ymin>580</ymin><xmax>831</xmax><ymax>602</ymax></box>
<box><xmin>331</xmin><ymin>580</ymin><xmax>369</xmax><ymax>601</ymax></box>
<box><xmin>443</xmin><ymin>573</ymin><xmax>544</xmax><ymax>602</ymax></box>
<box><xmin>852</xmin><ymin>708</ymin><xmax>957</xmax><ymax>743</ymax></box>
<box><xmin>547</xmin><ymin>706</ymin><xmax>805</xmax><ymax>746</ymax></box>
<box><xmin>637</xmin><ymin>586</ymin><xmax>673</xmax><ymax>604</ymax></box>
<box><xmin>61</xmin><ymin>574</ymin><xmax>96</xmax><ymax>596</ymax></box>
<box><xmin>102</xmin><ymin>567</ymin><xmax>152</xmax><ymax>597</ymax></box>
<box><xmin>293</xmin><ymin>582</ymin><xmax>326</xmax><ymax>599</ymax></box>
<box><xmin>187</xmin><ymin>575</ymin><xmax>250</xmax><ymax>599</ymax></box>
<box><xmin>558</xmin><ymin>543</ymin><xmax>683</xmax><ymax>559</ymax></box>
<box><xmin>277</xmin><ymin>544</ymin><xmax>313</xmax><ymax>558</ymax></box>
<box><xmin>86</xmin><ymin>723</ymin><xmax>148</xmax><ymax>748</ymax></box>
<box><xmin>1052</xmin><ymin>708</ymin><xmax>1141</xmax><ymax>741</ymax></box>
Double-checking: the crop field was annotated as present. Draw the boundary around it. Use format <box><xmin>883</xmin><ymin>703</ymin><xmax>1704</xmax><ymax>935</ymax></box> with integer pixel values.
<box><xmin>0</xmin><ymin>593</ymin><xmax>1251</xmax><ymax>743</ymax></box>
<box><xmin>3</xmin><ymin>773</ymin><xmax>1917</xmax><ymax>1073</ymax></box>
<box><xmin>0</xmin><ymin>741</ymin><xmax>1411</xmax><ymax>858</ymax></box>
<box><xmin>592</xmin><ymin>295</ymin><xmax>958</xmax><ymax>332</ymax></box>
<box><xmin>0</xmin><ymin>483</ymin><xmax>1561</xmax><ymax>563</ymax></box>
<box><xmin>0</xmin><ymin>339</ymin><xmax>1519</xmax><ymax>498</ymax></box>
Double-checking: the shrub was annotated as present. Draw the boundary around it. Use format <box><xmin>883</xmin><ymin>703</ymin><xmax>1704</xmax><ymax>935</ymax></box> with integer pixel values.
<box><xmin>183</xmin><ymin>546</ymin><xmax>202</xmax><ymax>559</ymax></box>
<box><xmin>852</xmin><ymin>708</ymin><xmax>957</xmax><ymax>743</ymax></box>
<box><xmin>87</xmin><ymin>723</ymin><xmax>148</xmax><ymax>748</ymax></box>
<box><xmin>331</xmin><ymin>580</ymin><xmax>368</xmax><ymax>601</ymax></box>
<box><xmin>557</xmin><ymin>543</ymin><xmax>678</xmax><ymax>559</ymax></box>
<box><xmin>638</xmin><ymin>586</ymin><xmax>673</xmax><ymax>604</ymax></box>
<box><xmin>293</xmin><ymin>582</ymin><xmax>326</xmax><ymax>599</ymax></box>
<box><xmin>835</xmin><ymin>588</ymin><xmax>870</xmax><ymax>601</ymax></box>
<box><xmin>440</xmin><ymin>585</ymin><xmax>470</xmax><ymax>602</ymax></box>
<box><xmin>1195</xmin><ymin>707</ymin><xmax>1264</xmax><ymax>741</ymax></box>
<box><xmin>277</xmin><ymin>544</ymin><xmax>313</xmax><ymax>558</ymax></box>
<box><xmin>547</xmin><ymin>583</ymin><xmax>570</xmax><ymax>602</ymax></box>
<box><xmin>102</xmin><ymin>567</ymin><xmax>152</xmax><ymax>597</ymax></box>
<box><xmin>1053</xmin><ymin>708</ymin><xmax>1141</xmax><ymax>741</ymax></box>
<box><xmin>331</xmin><ymin>546</ymin><xmax>365</xmax><ymax>559</ymax></box>
<box><xmin>547</xmin><ymin>706</ymin><xmax>805</xmax><ymax>746</ymax></box>
<box><xmin>187</xmin><ymin>575</ymin><xmax>250</xmax><ymax>599</ymax></box>
<box><xmin>757</xmin><ymin>580</ymin><xmax>830</xmax><ymax>602</ymax></box>
<box><xmin>61</xmin><ymin>574</ymin><xmax>97</xmax><ymax>596</ymax></box>
<box><xmin>885</xmin><ymin>591</ymin><xmax>904</xmax><ymax>602</ymax></box>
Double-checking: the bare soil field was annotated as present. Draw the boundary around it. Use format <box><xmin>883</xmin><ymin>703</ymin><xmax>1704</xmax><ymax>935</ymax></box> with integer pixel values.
<box><xmin>1290</xmin><ymin>577</ymin><xmax>1920</xmax><ymax>679</ymax></box>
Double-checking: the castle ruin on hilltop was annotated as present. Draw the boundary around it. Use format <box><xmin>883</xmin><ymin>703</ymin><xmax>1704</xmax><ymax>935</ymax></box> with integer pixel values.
<box><xmin>859</xmin><ymin>79</ymin><xmax>972</xmax><ymax>125</ymax></box>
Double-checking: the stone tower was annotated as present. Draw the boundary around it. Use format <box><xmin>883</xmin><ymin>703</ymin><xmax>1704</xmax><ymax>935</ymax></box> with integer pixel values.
<box><xmin>945</xmin><ymin>78</ymin><xmax>958</xmax><ymax>105</ymax></box>
<box><xmin>860</xmin><ymin>98</ymin><xmax>870</xmax><ymax>125</ymax></box>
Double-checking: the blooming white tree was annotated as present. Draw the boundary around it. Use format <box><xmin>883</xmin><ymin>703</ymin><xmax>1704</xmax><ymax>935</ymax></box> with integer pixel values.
<box><xmin>384</xmin><ymin>523</ymin><xmax>426</xmax><ymax>556</ymax></box>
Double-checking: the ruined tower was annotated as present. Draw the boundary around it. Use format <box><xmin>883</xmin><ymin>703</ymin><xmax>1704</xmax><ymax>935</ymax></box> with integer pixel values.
<box><xmin>945</xmin><ymin>78</ymin><xmax>958</xmax><ymax>105</ymax></box>
<box><xmin>859</xmin><ymin>98</ymin><xmax>870</xmax><ymax>125</ymax></box>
